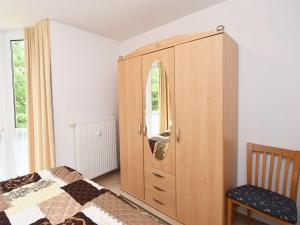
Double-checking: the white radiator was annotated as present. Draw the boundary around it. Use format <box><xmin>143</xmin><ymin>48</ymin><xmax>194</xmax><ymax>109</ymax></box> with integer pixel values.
<box><xmin>74</xmin><ymin>117</ymin><xmax>118</xmax><ymax>179</ymax></box>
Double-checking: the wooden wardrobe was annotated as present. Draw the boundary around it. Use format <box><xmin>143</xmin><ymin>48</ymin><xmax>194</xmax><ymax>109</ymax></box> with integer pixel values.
<box><xmin>118</xmin><ymin>29</ymin><xmax>238</xmax><ymax>225</ymax></box>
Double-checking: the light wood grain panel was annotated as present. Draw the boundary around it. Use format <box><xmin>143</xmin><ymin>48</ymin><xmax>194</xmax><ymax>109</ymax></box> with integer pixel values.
<box><xmin>145</xmin><ymin>182</ymin><xmax>176</xmax><ymax>201</ymax></box>
<box><xmin>120</xmin><ymin>31</ymin><xmax>223</xmax><ymax>60</ymax></box>
<box><xmin>262</xmin><ymin>152</ymin><xmax>267</xmax><ymax>188</ymax></box>
<box><xmin>145</xmin><ymin>166</ymin><xmax>175</xmax><ymax>190</ymax></box>
<box><xmin>142</xmin><ymin>48</ymin><xmax>176</xmax><ymax>174</ymax></box>
<box><xmin>282</xmin><ymin>158</ymin><xmax>290</xmax><ymax>195</ymax></box>
<box><xmin>255</xmin><ymin>152</ymin><xmax>259</xmax><ymax>186</ymax></box>
<box><xmin>275</xmin><ymin>156</ymin><xmax>282</xmax><ymax>193</ymax></box>
<box><xmin>247</xmin><ymin>143</ymin><xmax>253</xmax><ymax>185</ymax></box>
<box><xmin>222</xmin><ymin>33</ymin><xmax>238</xmax><ymax>224</ymax></box>
<box><xmin>268</xmin><ymin>154</ymin><xmax>274</xmax><ymax>190</ymax></box>
<box><xmin>145</xmin><ymin>185</ymin><xmax>176</xmax><ymax>217</ymax></box>
<box><xmin>175</xmin><ymin>35</ymin><xmax>224</xmax><ymax>225</ymax></box>
<box><xmin>118</xmin><ymin>56</ymin><xmax>144</xmax><ymax>199</ymax></box>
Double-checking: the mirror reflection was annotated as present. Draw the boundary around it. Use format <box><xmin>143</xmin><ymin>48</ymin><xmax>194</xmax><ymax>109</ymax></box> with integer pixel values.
<box><xmin>145</xmin><ymin>61</ymin><xmax>171</xmax><ymax>161</ymax></box>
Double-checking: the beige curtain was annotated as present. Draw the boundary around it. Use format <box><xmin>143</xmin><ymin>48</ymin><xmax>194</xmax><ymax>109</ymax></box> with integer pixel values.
<box><xmin>25</xmin><ymin>19</ymin><xmax>55</xmax><ymax>172</ymax></box>
<box><xmin>159</xmin><ymin>64</ymin><xmax>170</xmax><ymax>133</ymax></box>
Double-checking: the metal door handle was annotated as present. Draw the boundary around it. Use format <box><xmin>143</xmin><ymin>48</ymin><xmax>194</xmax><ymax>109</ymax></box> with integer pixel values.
<box><xmin>143</xmin><ymin>124</ymin><xmax>147</xmax><ymax>136</ymax></box>
<box><xmin>176</xmin><ymin>128</ymin><xmax>180</xmax><ymax>142</ymax></box>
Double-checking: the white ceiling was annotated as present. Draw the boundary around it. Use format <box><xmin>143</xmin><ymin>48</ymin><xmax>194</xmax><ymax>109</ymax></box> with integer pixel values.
<box><xmin>0</xmin><ymin>0</ymin><xmax>225</xmax><ymax>41</ymax></box>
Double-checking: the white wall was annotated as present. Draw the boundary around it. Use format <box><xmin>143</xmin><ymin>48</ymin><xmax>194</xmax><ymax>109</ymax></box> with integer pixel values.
<box><xmin>50</xmin><ymin>21</ymin><xmax>120</xmax><ymax>169</ymax></box>
<box><xmin>120</xmin><ymin>0</ymin><xmax>300</xmax><ymax>223</ymax></box>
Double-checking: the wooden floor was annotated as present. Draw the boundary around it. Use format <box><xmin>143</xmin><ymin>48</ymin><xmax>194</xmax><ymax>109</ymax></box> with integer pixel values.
<box><xmin>93</xmin><ymin>170</ymin><xmax>268</xmax><ymax>225</ymax></box>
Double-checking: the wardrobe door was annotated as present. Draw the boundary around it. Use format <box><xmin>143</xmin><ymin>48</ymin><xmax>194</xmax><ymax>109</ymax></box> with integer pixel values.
<box><xmin>175</xmin><ymin>35</ymin><xmax>224</xmax><ymax>225</ymax></box>
<box><xmin>142</xmin><ymin>48</ymin><xmax>175</xmax><ymax>174</ymax></box>
<box><xmin>118</xmin><ymin>56</ymin><xmax>144</xmax><ymax>199</ymax></box>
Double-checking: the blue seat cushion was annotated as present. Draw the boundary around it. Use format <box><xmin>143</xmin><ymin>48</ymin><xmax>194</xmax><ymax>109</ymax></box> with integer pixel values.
<box><xmin>227</xmin><ymin>185</ymin><xmax>297</xmax><ymax>224</ymax></box>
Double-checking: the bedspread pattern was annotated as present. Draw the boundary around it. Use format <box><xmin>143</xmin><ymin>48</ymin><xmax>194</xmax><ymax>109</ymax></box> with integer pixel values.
<box><xmin>0</xmin><ymin>166</ymin><xmax>162</xmax><ymax>225</ymax></box>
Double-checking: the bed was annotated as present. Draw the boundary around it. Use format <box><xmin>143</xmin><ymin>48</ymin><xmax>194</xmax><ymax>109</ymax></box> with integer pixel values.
<box><xmin>0</xmin><ymin>166</ymin><xmax>165</xmax><ymax>225</ymax></box>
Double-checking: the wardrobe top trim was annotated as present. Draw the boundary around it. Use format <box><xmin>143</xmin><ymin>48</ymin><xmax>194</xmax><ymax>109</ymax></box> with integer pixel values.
<box><xmin>119</xmin><ymin>30</ymin><xmax>224</xmax><ymax>61</ymax></box>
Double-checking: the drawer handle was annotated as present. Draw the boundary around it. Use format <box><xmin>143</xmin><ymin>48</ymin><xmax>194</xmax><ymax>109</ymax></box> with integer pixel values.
<box><xmin>152</xmin><ymin>185</ymin><xmax>165</xmax><ymax>192</ymax></box>
<box><xmin>153</xmin><ymin>198</ymin><xmax>165</xmax><ymax>205</ymax></box>
<box><xmin>152</xmin><ymin>172</ymin><xmax>164</xmax><ymax>178</ymax></box>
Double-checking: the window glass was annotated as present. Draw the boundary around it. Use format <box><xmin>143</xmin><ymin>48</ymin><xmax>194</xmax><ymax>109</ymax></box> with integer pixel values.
<box><xmin>11</xmin><ymin>40</ymin><xmax>26</xmax><ymax>128</ymax></box>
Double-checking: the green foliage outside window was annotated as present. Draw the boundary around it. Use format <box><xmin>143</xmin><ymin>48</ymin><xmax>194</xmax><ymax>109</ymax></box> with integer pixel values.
<box><xmin>151</xmin><ymin>66</ymin><xmax>159</xmax><ymax>111</ymax></box>
<box><xmin>11</xmin><ymin>40</ymin><xmax>27</xmax><ymax>128</ymax></box>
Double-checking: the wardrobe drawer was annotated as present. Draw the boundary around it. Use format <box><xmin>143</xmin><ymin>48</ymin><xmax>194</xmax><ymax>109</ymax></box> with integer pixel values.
<box><xmin>144</xmin><ymin>166</ymin><xmax>175</xmax><ymax>190</ymax></box>
<box><xmin>145</xmin><ymin>185</ymin><xmax>176</xmax><ymax>217</ymax></box>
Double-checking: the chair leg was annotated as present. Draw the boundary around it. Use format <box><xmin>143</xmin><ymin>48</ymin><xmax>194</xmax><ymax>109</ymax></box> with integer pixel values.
<box><xmin>246</xmin><ymin>209</ymin><xmax>252</xmax><ymax>224</ymax></box>
<box><xmin>227</xmin><ymin>197</ymin><xmax>234</xmax><ymax>225</ymax></box>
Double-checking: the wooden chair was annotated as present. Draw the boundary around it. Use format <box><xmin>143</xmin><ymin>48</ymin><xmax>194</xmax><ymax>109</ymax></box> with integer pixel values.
<box><xmin>227</xmin><ymin>143</ymin><xmax>300</xmax><ymax>225</ymax></box>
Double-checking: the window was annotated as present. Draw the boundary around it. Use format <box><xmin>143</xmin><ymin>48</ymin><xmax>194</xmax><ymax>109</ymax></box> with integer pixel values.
<box><xmin>11</xmin><ymin>40</ymin><xmax>26</xmax><ymax>128</ymax></box>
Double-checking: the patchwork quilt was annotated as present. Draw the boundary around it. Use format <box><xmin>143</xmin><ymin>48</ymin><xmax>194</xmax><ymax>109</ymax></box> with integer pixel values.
<box><xmin>0</xmin><ymin>166</ymin><xmax>164</xmax><ymax>225</ymax></box>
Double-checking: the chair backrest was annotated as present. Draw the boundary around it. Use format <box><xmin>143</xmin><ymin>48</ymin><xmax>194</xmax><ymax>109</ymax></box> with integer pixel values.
<box><xmin>247</xmin><ymin>143</ymin><xmax>300</xmax><ymax>201</ymax></box>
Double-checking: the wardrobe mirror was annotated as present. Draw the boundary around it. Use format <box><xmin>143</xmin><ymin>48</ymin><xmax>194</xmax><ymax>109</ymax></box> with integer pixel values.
<box><xmin>145</xmin><ymin>61</ymin><xmax>172</xmax><ymax>161</ymax></box>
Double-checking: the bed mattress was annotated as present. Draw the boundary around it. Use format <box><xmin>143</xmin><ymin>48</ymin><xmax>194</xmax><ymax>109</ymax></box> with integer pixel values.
<box><xmin>0</xmin><ymin>166</ymin><xmax>164</xmax><ymax>225</ymax></box>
